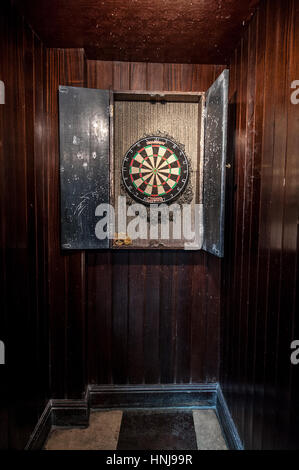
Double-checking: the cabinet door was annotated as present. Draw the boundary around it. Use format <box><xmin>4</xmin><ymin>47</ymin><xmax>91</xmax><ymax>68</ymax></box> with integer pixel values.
<box><xmin>202</xmin><ymin>69</ymin><xmax>229</xmax><ymax>257</ymax></box>
<box><xmin>59</xmin><ymin>86</ymin><xmax>110</xmax><ymax>249</ymax></box>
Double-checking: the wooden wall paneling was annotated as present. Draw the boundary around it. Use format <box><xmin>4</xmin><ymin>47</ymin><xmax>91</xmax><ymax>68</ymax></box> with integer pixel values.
<box><xmin>142</xmin><ymin>251</ymin><xmax>161</xmax><ymax>384</ymax></box>
<box><xmin>253</xmin><ymin>0</ymin><xmax>277</xmax><ymax>449</ymax></box>
<box><xmin>278</xmin><ymin>0</ymin><xmax>299</xmax><ymax>449</ymax></box>
<box><xmin>190</xmin><ymin>253</ymin><xmax>207</xmax><ymax>383</ymax></box>
<box><xmin>12</xmin><ymin>0</ymin><xmax>260</xmax><ymax>65</ymax></box>
<box><xmin>33</xmin><ymin>32</ymin><xmax>49</xmax><ymax>415</ymax></box>
<box><xmin>205</xmin><ymin>254</ymin><xmax>221</xmax><ymax>383</ymax></box>
<box><xmin>87</xmin><ymin>59</ymin><xmax>113</xmax><ymax>89</ymax></box>
<box><xmin>111</xmin><ymin>62</ymin><xmax>130</xmax><ymax>385</ymax></box>
<box><xmin>0</xmin><ymin>0</ymin><xmax>51</xmax><ymax>448</ymax></box>
<box><xmin>8</xmin><ymin>13</ymin><xmax>43</xmax><ymax>449</ymax></box>
<box><xmin>127</xmin><ymin>251</ymin><xmax>145</xmax><ymax>384</ymax></box>
<box><xmin>245</xmin><ymin>5</ymin><xmax>266</xmax><ymax>449</ymax></box>
<box><xmin>129</xmin><ymin>62</ymin><xmax>147</xmax><ymax>90</ymax></box>
<box><xmin>113</xmin><ymin>61</ymin><xmax>130</xmax><ymax>91</ymax></box>
<box><xmin>159</xmin><ymin>251</ymin><xmax>177</xmax><ymax>384</ymax></box>
<box><xmin>146</xmin><ymin>63</ymin><xmax>164</xmax><ymax>91</ymax></box>
<box><xmin>122</xmin><ymin>63</ymin><xmax>153</xmax><ymax>384</ymax></box>
<box><xmin>221</xmin><ymin>41</ymin><xmax>238</xmax><ymax>409</ymax></box>
<box><xmin>174</xmin><ymin>252</ymin><xmax>193</xmax><ymax>383</ymax></box>
<box><xmin>221</xmin><ymin>0</ymin><xmax>299</xmax><ymax>450</ymax></box>
<box><xmin>225</xmin><ymin>39</ymin><xmax>241</xmax><ymax>427</ymax></box>
<box><xmin>235</xmin><ymin>32</ymin><xmax>249</xmax><ymax>441</ymax></box>
<box><xmin>221</xmin><ymin>49</ymin><xmax>237</xmax><ymax>403</ymax></box>
<box><xmin>242</xmin><ymin>11</ymin><xmax>261</xmax><ymax>450</ymax></box>
<box><xmin>46</xmin><ymin>48</ymin><xmax>67</xmax><ymax>399</ymax></box>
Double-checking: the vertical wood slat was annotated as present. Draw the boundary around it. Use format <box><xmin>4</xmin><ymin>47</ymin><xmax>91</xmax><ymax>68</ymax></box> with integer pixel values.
<box><xmin>108</xmin><ymin>62</ymin><xmax>129</xmax><ymax>383</ymax></box>
<box><xmin>262</xmin><ymin>0</ymin><xmax>290</xmax><ymax>449</ymax></box>
<box><xmin>249</xmin><ymin>2</ymin><xmax>268</xmax><ymax>450</ymax></box>
<box><xmin>46</xmin><ymin>48</ymin><xmax>67</xmax><ymax>398</ymax></box>
<box><xmin>0</xmin><ymin>1</ymin><xmax>227</xmax><ymax>442</ymax></box>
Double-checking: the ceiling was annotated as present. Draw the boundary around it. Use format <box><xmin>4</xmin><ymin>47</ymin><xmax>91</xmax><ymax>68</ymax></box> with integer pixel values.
<box><xmin>13</xmin><ymin>0</ymin><xmax>260</xmax><ymax>64</ymax></box>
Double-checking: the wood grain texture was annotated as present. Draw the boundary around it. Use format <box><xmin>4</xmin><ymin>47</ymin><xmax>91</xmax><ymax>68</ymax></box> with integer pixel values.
<box><xmin>0</xmin><ymin>0</ymin><xmax>49</xmax><ymax>449</ymax></box>
<box><xmin>1</xmin><ymin>8</ymin><xmax>226</xmax><ymax>445</ymax></box>
<box><xmin>85</xmin><ymin>61</ymin><xmax>225</xmax><ymax>387</ymax></box>
<box><xmin>220</xmin><ymin>0</ymin><xmax>299</xmax><ymax>450</ymax></box>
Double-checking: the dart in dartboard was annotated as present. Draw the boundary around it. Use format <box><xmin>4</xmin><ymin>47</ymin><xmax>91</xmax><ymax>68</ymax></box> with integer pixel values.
<box><xmin>121</xmin><ymin>136</ymin><xmax>189</xmax><ymax>205</ymax></box>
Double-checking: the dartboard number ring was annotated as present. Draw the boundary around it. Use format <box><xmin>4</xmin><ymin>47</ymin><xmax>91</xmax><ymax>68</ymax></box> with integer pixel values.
<box><xmin>122</xmin><ymin>136</ymin><xmax>189</xmax><ymax>205</ymax></box>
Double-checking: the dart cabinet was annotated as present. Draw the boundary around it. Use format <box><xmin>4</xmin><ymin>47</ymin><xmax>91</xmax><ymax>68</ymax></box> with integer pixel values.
<box><xmin>59</xmin><ymin>69</ymin><xmax>228</xmax><ymax>255</ymax></box>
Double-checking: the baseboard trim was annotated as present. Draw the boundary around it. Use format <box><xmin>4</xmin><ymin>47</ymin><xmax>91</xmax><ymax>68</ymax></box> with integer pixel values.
<box><xmin>88</xmin><ymin>383</ymin><xmax>217</xmax><ymax>409</ymax></box>
<box><xmin>25</xmin><ymin>400</ymin><xmax>52</xmax><ymax>450</ymax></box>
<box><xmin>25</xmin><ymin>382</ymin><xmax>242</xmax><ymax>450</ymax></box>
<box><xmin>215</xmin><ymin>385</ymin><xmax>244</xmax><ymax>450</ymax></box>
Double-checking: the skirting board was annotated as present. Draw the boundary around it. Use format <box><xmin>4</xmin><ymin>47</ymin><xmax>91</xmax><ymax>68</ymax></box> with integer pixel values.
<box><xmin>215</xmin><ymin>385</ymin><xmax>244</xmax><ymax>450</ymax></box>
<box><xmin>88</xmin><ymin>383</ymin><xmax>217</xmax><ymax>409</ymax></box>
<box><xmin>25</xmin><ymin>383</ymin><xmax>243</xmax><ymax>450</ymax></box>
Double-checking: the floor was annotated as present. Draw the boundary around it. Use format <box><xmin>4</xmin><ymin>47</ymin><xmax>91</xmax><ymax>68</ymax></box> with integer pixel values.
<box><xmin>45</xmin><ymin>409</ymin><xmax>227</xmax><ymax>450</ymax></box>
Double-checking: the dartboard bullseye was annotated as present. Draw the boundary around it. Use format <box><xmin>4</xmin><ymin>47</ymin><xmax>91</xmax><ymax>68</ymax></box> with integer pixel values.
<box><xmin>122</xmin><ymin>136</ymin><xmax>189</xmax><ymax>205</ymax></box>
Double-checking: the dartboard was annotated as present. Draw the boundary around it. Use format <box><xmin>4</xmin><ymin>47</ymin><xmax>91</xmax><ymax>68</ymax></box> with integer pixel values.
<box><xmin>122</xmin><ymin>136</ymin><xmax>189</xmax><ymax>205</ymax></box>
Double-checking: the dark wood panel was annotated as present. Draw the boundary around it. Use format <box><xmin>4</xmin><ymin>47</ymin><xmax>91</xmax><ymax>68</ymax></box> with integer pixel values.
<box><xmin>86</xmin><ymin>60</ymin><xmax>114</xmax><ymax>387</ymax></box>
<box><xmin>4</xmin><ymin>0</ymin><xmax>299</xmax><ymax>452</ymax></box>
<box><xmin>220</xmin><ymin>0</ymin><xmax>299</xmax><ymax>450</ymax></box>
<box><xmin>1</xmin><ymin>0</ymin><xmax>225</xmax><ymax>445</ymax></box>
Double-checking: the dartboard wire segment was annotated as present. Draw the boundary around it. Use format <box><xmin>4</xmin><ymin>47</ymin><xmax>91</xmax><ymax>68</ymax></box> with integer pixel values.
<box><xmin>122</xmin><ymin>136</ymin><xmax>189</xmax><ymax>205</ymax></box>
